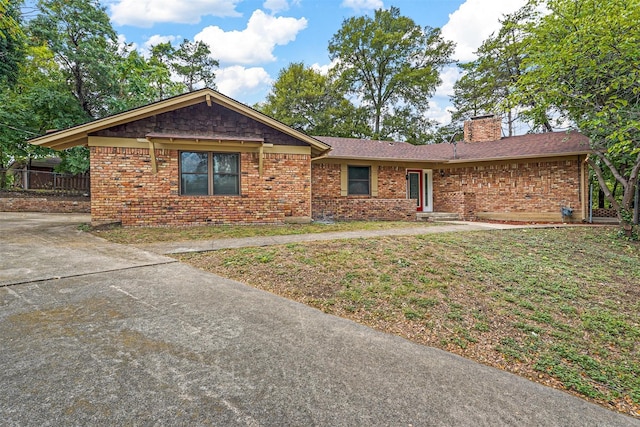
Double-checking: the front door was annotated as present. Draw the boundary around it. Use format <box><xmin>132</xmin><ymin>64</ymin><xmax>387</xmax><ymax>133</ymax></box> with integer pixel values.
<box><xmin>407</xmin><ymin>169</ymin><xmax>433</xmax><ymax>212</ymax></box>
<box><xmin>407</xmin><ymin>170</ymin><xmax>423</xmax><ymax>212</ymax></box>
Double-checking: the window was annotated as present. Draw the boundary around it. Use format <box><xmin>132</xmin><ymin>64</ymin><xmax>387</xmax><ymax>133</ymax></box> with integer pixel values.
<box><xmin>180</xmin><ymin>151</ymin><xmax>239</xmax><ymax>196</ymax></box>
<box><xmin>348</xmin><ymin>165</ymin><xmax>370</xmax><ymax>195</ymax></box>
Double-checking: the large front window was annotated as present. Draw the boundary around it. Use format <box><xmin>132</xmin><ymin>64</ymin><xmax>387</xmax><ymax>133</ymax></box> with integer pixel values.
<box><xmin>348</xmin><ymin>165</ymin><xmax>370</xmax><ymax>195</ymax></box>
<box><xmin>180</xmin><ymin>151</ymin><xmax>239</xmax><ymax>196</ymax></box>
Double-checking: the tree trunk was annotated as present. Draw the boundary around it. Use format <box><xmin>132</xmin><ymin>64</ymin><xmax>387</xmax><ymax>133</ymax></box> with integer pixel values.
<box><xmin>589</xmin><ymin>151</ymin><xmax>640</xmax><ymax>238</ymax></box>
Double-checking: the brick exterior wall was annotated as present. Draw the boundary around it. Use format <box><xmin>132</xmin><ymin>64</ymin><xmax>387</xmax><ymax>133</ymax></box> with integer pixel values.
<box><xmin>0</xmin><ymin>196</ymin><xmax>90</xmax><ymax>213</ymax></box>
<box><xmin>377</xmin><ymin>165</ymin><xmax>407</xmax><ymax>198</ymax></box>
<box><xmin>463</xmin><ymin>116</ymin><xmax>503</xmax><ymax>142</ymax></box>
<box><xmin>312</xmin><ymin>198</ymin><xmax>416</xmax><ymax>221</ymax></box>
<box><xmin>311</xmin><ymin>163</ymin><xmax>416</xmax><ymax>221</ymax></box>
<box><xmin>90</xmin><ymin>147</ymin><xmax>311</xmax><ymax>226</ymax></box>
<box><xmin>435</xmin><ymin>191</ymin><xmax>477</xmax><ymax>220</ymax></box>
<box><xmin>310</xmin><ymin>162</ymin><xmax>341</xmax><ymax>199</ymax></box>
<box><xmin>434</xmin><ymin>158</ymin><xmax>584</xmax><ymax>219</ymax></box>
<box><xmin>312</xmin><ymin>158</ymin><xmax>584</xmax><ymax>222</ymax></box>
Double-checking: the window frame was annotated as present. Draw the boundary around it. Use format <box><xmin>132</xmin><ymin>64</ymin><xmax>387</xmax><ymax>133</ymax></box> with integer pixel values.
<box><xmin>179</xmin><ymin>151</ymin><xmax>240</xmax><ymax>196</ymax></box>
<box><xmin>347</xmin><ymin>165</ymin><xmax>371</xmax><ymax>196</ymax></box>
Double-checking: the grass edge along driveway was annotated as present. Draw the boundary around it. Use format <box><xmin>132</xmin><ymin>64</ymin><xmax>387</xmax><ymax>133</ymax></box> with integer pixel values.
<box><xmin>171</xmin><ymin>226</ymin><xmax>640</xmax><ymax>419</ymax></box>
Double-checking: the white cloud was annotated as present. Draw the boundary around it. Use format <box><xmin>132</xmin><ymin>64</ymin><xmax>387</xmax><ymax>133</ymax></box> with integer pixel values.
<box><xmin>216</xmin><ymin>66</ymin><xmax>272</xmax><ymax>99</ymax></box>
<box><xmin>110</xmin><ymin>0</ymin><xmax>242</xmax><ymax>28</ymax></box>
<box><xmin>195</xmin><ymin>10</ymin><xmax>307</xmax><ymax>65</ymax></box>
<box><xmin>340</xmin><ymin>0</ymin><xmax>383</xmax><ymax>11</ymax></box>
<box><xmin>263</xmin><ymin>0</ymin><xmax>289</xmax><ymax>14</ymax></box>
<box><xmin>310</xmin><ymin>59</ymin><xmax>339</xmax><ymax>76</ymax></box>
<box><xmin>424</xmin><ymin>100</ymin><xmax>455</xmax><ymax>127</ymax></box>
<box><xmin>142</xmin><ymin>34</ymin><xmax>177</xmax><ymax>54</ymax></box>
<box><xmin>441</xmin><ymin>0</ymin><xmax>527</xmax><ymax>62</ymax></box>
<box><xmin>434</xmin><ymin>66</ymin><xmax>462</xmax><ymax>99</ymax></box>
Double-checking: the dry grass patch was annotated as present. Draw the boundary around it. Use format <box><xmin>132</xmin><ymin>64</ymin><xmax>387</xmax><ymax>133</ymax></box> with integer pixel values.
<box><xmin>93</xmin><ymin>221</ymin><xmax>431</xmax><ymax>244</ymax></box>
<box><xmin>178</xmin><ymin>227</ymin><xmax>640</xmax><ymax>418</ymax></box>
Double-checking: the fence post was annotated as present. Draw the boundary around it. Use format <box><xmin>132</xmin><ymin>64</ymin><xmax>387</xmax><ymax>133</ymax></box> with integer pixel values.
<box><xmin>21</xmin><ymin>168</ymin><xmax>28</xmax><ymax>189</ymax></box>
<box><xmin>634</xmin><ymin>177</ymin><xmax>639</xmax><ymax>225</ymax></box>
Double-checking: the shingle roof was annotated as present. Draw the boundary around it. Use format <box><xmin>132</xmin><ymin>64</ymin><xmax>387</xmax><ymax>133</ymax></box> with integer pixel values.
<box><xmin>314</xmin><ymin>131</ymin><xmax>591</xmax><ymax>163</ymax></box>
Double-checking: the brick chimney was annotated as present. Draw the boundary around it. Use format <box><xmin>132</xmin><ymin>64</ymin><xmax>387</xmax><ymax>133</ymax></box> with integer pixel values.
<box><xmin>463</xmin><ymin>115</ymin><xmax>502</xmax><ymax>142</ymax></box>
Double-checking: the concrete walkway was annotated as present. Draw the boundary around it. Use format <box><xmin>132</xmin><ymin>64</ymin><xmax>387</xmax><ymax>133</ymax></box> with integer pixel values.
<box><xmin>137</xmin><ymin>221</ymin><xmax>557</xmax><ymax>254</ymax></box>
<box><xmin>1</xmin><ymin>212</ymin><xmax>637</xmax><ymax>426</ymax></box>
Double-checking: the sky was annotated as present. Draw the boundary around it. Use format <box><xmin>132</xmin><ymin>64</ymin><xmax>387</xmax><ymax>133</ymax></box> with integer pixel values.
<box><xmin>104</xmin><ymin>0</ymin><xmax>527</xmax><ymax>125</ymax></box>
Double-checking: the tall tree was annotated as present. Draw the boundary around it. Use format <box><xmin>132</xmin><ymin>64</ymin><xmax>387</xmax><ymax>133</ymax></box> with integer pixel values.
<box><xmin>516</xmin><ymin>0</ymin><xmax>640</xmax><ymax>233</ymax></box>
<box><xmin>29</xmin><ymin>0</ymin><xmax>119</xmax><ymax>119</ymax></box>
<box><xmin>149</xmin><ymin>42</ymin><xmax>186</xmax><ymax>99</ymax></box>
<box><xmin>112</xmin><ymin>45</ymin><xmax>185</xmax><ymax>111</ymax></box>
<box><xmin>0</xmin><ymin>0</ymin><xmax>25</xmax><ymax>86</ymax></box>
<box><xmin>171</xmin><ymin>39</ymin><xmax>218</xmax><ymax>91</ymax></box>
<box><xmin>328</xmin><ymin>6</ymin><xmax>454</xmax><ymax>141</ymax></box>
<box><xmin>258</xmin><ymin>62</ymin><xmax>370</xmax><ymax>138</ymax></box>
<box><xmin>0</xmin><ymin>43</ymin><xmax>87</xmax><ymax>184</ymax></box>
<box><xmin>451</xmin><ymin>5</ymin><xmax>552</xmax><ymax>136</ymax></box>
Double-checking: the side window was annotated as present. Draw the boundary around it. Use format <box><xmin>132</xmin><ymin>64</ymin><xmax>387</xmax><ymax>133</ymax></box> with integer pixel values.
<box><xmin>348</xmin><ymin>165</ymin><xmax>370</xmax><ymax>195</ymax></box>
<box><xmin>213</xmin><ymin>153</ymin><xmax>239</xmax><ymax>195</ymax></box>
<box><xmin>180</xmin><ymin>152</ymin><xmax>209</xmax><ymax>195</ymax></box>
<box><xmin>180</xmin><ymin>151</ymin><xmax>240</xmax><ymax>196</ymax></box>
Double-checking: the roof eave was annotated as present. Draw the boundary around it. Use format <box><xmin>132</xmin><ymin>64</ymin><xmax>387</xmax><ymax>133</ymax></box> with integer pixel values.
<box><xmin>445</xmin><ymin>150</ymin><xmax>591</xmax><ymax>164</ymax></box>
<box><xmin>325</xmin><ymin>155</ymin><xmax>444</xmax><ymax>163</ymax></box>
<box><xmin>323</xmin><ymin>150</ymin><xmax>591</xmax><ymax>164</ymax></box>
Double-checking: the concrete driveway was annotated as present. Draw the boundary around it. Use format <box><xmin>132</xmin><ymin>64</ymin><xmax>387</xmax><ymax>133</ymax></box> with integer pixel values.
<box><xmin>1</xmin><ymin>212</ymin><xmax>638</xmax><ymax>426</ymax></box>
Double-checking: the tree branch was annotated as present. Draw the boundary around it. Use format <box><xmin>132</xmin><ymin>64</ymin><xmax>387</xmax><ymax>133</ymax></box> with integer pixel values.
<box><xmin>587</xmin><ymin>156</ymin><xmax>622</xmax><ymax>219</ymax></box>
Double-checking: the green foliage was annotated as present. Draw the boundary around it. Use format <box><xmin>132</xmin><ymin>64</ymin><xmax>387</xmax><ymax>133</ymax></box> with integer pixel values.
<box><xmin>451</xmin><ymin>5</ymin><xmax>552</xmax><ymax>135</ymax></box>
<box><xmin>0</xmin><ymin>43</ymin><xmax>87</xmax><ymax>175</ymax></box>
<box><xmin>0</xmin><ymin>0</ymin><xmax>25</xmax><ymax>86</ymax></box>
<box><xmin>328</xmin><ymin>6</ymin><xmax>454</xmax><ymax>141</ymax></box>
<box><xmin>56</xmin><ymin>146</ymin><xmax>90</xmax><ymax>174</ymax></box>
<box><xmin>29</xmin><ymin>0</ymin><xmax>120</xmax><ymax>119</ymax></box>
<box><xmin>515</xmin><ymin>0</ymin><xmax>640</xmax><ymax>228</ymax></box>
<box><xmin>111</xmin><ymin>46</ymin><xmax>185</xmax><ymax>112</ymax></box>
<box><xmin>170</xmin><ymin>39</ymin><xmax>218</xmax><ymax>91</ymax></box>
<box><xmin>257</xmin><ymin>62</ymin><xmax>371</xmax><ymax>138</ymax></box>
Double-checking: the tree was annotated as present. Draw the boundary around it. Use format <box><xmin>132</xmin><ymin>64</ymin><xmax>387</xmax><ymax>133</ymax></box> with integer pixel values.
<box><xmin>149</xmin><ymin>42</ymin><xmax>186</xmax><ymax>99</ymax></box>
<box><xmin>328</xmin><ymin>6</ymin><xmax>454</xmax><ymax>141</ymax></box>
<box><xmin>451</xmin><ymin>5</ymin><xmax>552</xmax><ymax>136</ymax></box>
<box><xmin>112</xmin><ymin>45</ymin><xmax>185</xmax><ymax>111</ymax></box>
<box><xmin>516</xmin><ymin>0</ymin><xmax>640</xmax><ymax>234</ymax></box>
<box><xmin>170</xmin><ymin>39</ymin><xmax>218</xmax><ymax>91</ymax></box>
<box><xmin>258</xmin><ymin>62</ymin><xmax>370</xmax><ymax>138</ymax></box>
<box><xmin>0</xmin><ymin>43</ymin><xmax>87</xmax><ymax>184</ymax></box>
<box><xmin>29</xmin><ymin>0</ymin><xmax>120</xmax><ymax>119</ymax></box>
<box><xmin>0</xmin><ymin>0</ymin><xmax>25</xmax><ymax>86</ymax></box>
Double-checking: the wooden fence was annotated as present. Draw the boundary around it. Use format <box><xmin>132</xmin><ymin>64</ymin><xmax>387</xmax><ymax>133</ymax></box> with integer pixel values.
<box><xmin>1</xmin><ymin>169</ymin><xmax>90</xmax><ymax>194</ymax></box>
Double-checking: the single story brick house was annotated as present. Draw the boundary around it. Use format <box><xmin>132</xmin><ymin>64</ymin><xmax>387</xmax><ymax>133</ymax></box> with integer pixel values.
<box><xmin>30</xmin><ymin>88</ymin><xmax>591</xmax><ymax>226</ymax></box>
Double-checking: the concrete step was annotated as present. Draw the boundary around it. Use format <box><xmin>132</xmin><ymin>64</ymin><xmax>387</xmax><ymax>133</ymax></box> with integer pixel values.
<box><xmin>417</xmin><ymin>212</ymin><xmax>460</xmax><ymax>222</ymax></box>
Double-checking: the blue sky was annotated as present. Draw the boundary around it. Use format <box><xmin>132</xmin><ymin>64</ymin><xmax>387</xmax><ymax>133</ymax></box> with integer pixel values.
<box><xmin>104</xmin><ymin>0</ymin><xmax>527</xmax><ymax>124</ymax></box>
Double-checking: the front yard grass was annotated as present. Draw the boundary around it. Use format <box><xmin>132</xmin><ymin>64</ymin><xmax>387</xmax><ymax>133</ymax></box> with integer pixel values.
<box><xmin>177</xmin><ymin>226</ymin><xmax>640</xmax><ymax>418</ymax></box>
<box><xmin>92</xmin><ymin>220</ymin><xmax>431</xmax><ymax>244</ymax></box>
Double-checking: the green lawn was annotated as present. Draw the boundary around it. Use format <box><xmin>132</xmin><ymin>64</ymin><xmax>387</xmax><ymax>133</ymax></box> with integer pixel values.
<box><xmin>177</xmin><ymin>226</ymin><xmax>640</xmax><ymax>418</ymax></box>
